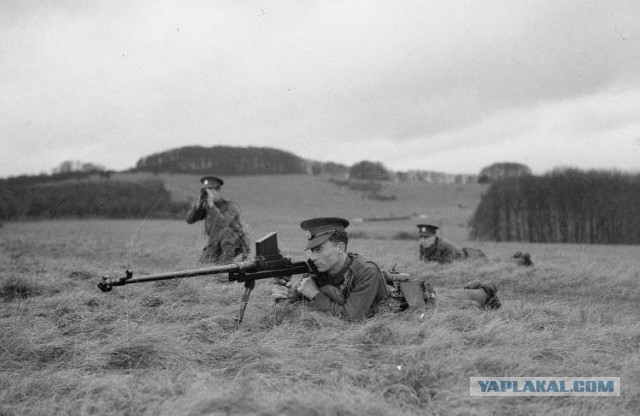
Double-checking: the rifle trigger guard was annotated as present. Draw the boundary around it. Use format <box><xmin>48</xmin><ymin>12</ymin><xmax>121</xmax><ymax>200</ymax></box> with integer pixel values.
<box><xmin>237</xmin><ymin>268</ymin><xmax>247</xmax><ymax>280</ymax></box>
<box><xmin>229</xmin><ymin>262</ymin><xmax>248</xmax><ymax>283</ymax></box>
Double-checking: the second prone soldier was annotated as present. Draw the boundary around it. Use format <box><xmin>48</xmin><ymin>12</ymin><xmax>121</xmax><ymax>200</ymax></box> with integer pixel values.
<box><xmin>418</xmin><ymin>224</ymin><xmax>486</xmax><ymax>263</ymax></box>
<box><xmin>418</xmin><ymin>224</ymin><xmax>533</xmax><ymax>266</ymax></box>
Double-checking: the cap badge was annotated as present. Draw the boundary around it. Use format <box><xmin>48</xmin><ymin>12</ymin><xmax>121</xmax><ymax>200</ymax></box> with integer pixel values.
<box><xmin>305</xmin><ymin>230</ymin><xmax>312</xmax><ymax>240</ymax></box>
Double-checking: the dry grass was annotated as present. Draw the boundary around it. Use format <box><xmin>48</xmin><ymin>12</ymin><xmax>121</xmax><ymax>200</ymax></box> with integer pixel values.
<box><xmin>1</xmin><ymin>214</ymin><xmax>639</xmax><ymax>415</ymax></box>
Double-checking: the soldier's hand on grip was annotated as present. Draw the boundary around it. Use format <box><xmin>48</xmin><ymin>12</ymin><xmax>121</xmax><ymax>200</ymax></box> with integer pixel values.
<box><xmin>297</xmin><ymin>276</ymin><xmax>320</xmax><ymax>300</ymax></box>
<box><xmin>271</xmin><ymin>275</ymin><xmax>304</xmax><ymax>302</ymax></box>
<box><xmin>270</xmin><ymin>285</ymin><xmax>291</xmax><ymax>301</ymax></box>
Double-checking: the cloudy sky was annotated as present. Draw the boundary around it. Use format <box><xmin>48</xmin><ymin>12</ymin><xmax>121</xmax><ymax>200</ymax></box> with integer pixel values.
<box><xmin>2</xmin><ymin>0</ymin><xmax>639</xmax><ymax>177</ymax></box>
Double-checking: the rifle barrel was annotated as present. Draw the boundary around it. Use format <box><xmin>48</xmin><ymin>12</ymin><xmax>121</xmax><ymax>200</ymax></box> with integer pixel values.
<box><xmin>98</xmin><ymin>260</ymin><xmax>257</xmax><ymax>291</ymax></box>
<box><xmin>129</xmin><ymin>260</ymin><xmax>256</xmax><ymax>282</ymax></box>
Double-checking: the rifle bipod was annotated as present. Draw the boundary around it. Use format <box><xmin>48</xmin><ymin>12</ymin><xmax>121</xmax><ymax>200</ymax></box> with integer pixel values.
<box><xmin>234</xmin><ymin>280</ymin><xmax>256</xmax><ymax>330</ymax></box>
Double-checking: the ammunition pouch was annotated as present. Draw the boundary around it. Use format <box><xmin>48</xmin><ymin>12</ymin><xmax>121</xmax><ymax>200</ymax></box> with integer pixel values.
<box><xmin>382</xmin><ymin>271</ymin><xmax>436</xmax><ymax>311</ymax></box>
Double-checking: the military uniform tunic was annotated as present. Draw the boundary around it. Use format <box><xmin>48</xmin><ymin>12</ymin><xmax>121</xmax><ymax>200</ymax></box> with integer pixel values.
<box><xmin>420</xmin><ymin>237</ymin><xmax>486</xmax><ymax>264</ymax></box>
<box><xmin>310</xmin><ymin>254</ymin><xmax>389</xmax><ymax>321</ymax></box>
<box><xmin>186</xmin><ymin>198</ymin><xmax>249</xmax><ymax>264</ymax></box>
<box><xmin>420</xmin><ymin>236</ymin><xmax>464</xmax><ymax>263</ymax></box>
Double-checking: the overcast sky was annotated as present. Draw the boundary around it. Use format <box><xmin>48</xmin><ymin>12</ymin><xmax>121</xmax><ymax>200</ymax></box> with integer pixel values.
<box><xmin>2</xmin><ymin>0</ymin><xmax>639</xmax><ymax>177</ymax></box>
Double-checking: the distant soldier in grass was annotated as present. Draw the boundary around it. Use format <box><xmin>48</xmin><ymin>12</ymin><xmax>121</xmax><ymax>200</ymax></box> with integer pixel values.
<box><xmin>271</xmin><ymin>217</ymin><xmax>500</xmax><ymax>321</ymax></box>
<box><xmin>418</xmin><ymin>224</ymin><xmax>533</xmax><ymax>267</ymax></box>
<box><xmin>186</xmin><ymin>176</ymin><xmax>249</xmax><ymax>264</ymax></box>
<box><xmin>512</xmin><ymin>251</ymin><xmax>534</xmax><ymax>266</ymax></box>
<box><xmin>418</xmin><ymin>224</ymin><xmax>486</xmax><ymax>263</ymax></box>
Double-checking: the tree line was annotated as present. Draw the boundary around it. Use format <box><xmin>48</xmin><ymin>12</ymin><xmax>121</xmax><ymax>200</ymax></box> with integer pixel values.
<box><xmin>477</xmin><ymin>162</ymin><xmax>531</xmax><ymax>183</ymax></box>
<box><xmin>134</xmin><ymin>146</ymin><xmax>308</xmax><ymax>175</ymax></box>
<box><xmin>470</xmin><ymin>169</ymin><xmax>640</xmax><ymax>244</ymax></box>
<box><xmin>0</xmin><ymin>178</ymin><xmax>189</xmax><ymax>220</ymax></box>
<box><xmin>131</xmin><ymin>146</ymin><xmax>498</xmax><ymax>183</ymax></box>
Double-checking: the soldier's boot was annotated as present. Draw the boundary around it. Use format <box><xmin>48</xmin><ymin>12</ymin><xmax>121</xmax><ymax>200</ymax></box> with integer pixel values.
<box><xmin>463</xmin><ymin>280</ymin><xmax>482</xmax><ymax>290</ymax></box>
<box><xmin>464</xmin><ymin>280</ymin><xmax>501</xmax><ymax>310</ymax></box>
<box><xmin>480</xmin><ymin>282</ymin><xmax>501</xmax><ymax>309</ymax></box>
<box><xmin>422</xmin><ymin>282</ymin><xmax>436</xmax><ymax>305</ymax></box>
<box><xmin>513</xmin><ymin>251</ymin><xmax>534</xmax><ymax>267</ymax></box>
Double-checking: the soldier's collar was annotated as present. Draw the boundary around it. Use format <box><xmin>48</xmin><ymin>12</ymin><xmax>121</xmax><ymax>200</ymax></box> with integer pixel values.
<box><xmin>329</xmin><ymin>255</ymin><xmax>352</xmax><ymax>278</ymax></box>
<box><xmin>422</xmin><ymin>236</ymin><xmax>438</xmax><ymax>247</ymax></box>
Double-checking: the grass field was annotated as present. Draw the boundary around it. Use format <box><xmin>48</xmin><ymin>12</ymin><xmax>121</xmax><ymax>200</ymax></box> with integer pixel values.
<box><xmin>135</xmin><ymin>173</ymin><xmax>485</xmax><ymax>244</ymax></box>
<box><xmin>1</xmin><ymin>176</ymin><xmax>639</xmax><ymax>415</ymax></box>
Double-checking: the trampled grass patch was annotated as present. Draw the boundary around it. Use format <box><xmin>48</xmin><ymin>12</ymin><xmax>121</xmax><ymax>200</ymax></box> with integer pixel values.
<box><xmin>0</xmin><ymin>219</ymin><xmax>639</xmax><ymax>415</ymax></box>
<box><xmin>0</xmin><ymin>276</ymin><xmax>43</xmax><ymax>301</ymax></box>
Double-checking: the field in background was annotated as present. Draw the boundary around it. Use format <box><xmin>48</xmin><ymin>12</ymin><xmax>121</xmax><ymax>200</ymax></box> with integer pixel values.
<box><xmin>1</xmin><ymin>176</ymin><xmax>639</xmax><ymax>415</ymax></box>
<box><xmin>113</xmin><ymin>173</ymin><xmax>487</xmax><ymax>243</ymax></box>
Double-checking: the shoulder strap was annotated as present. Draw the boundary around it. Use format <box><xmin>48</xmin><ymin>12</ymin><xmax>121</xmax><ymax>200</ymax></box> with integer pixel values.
<box><xmin>364</xmin><ymin>260</ymin><xmax>390</xmax><ymax>298</ymax></box>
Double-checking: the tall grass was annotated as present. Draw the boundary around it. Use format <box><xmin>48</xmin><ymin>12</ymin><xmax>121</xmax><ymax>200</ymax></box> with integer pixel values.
<box><xmin>1</xmin><ymin>220</ymin><xmax>639</xmax><ymax>415</ymax></box>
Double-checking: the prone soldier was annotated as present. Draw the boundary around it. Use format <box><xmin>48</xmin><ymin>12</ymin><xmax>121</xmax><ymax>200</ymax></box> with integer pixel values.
<box><xmin>418</xmin><ymin>224</ymin><xmax>486</xmax><ymax>263</ymax></box>
<box><xmin>186</xmin><ymin>176</ymin><xmax>250</xmax><ymax>264</ymax></box>
<box><xmin>271</xmin><ymin>217</ymin><xmax>501</xmax><ymax>321</ymax></box>
<box><xmin>418</xmin><ymin>224</ymin><xmax>533</xmax><ymax>266</ymax></box>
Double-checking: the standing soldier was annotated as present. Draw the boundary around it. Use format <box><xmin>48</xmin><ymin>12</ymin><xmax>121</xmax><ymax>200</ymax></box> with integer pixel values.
<box><xmin>187</xmin><ymin>176</ymin><xmax>249</xmax><ymax>264</ymax></box>
<box><xmin>418</xmin><ymin>224</ymin><xmax>486</xmax><ymax>263</ymax></box>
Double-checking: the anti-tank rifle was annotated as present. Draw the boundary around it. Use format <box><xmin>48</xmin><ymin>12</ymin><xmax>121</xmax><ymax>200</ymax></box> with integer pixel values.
<box><xmin>97</xmin><ymin>232</ymin><xmax>314</xmax><ymax>329</ymax></box>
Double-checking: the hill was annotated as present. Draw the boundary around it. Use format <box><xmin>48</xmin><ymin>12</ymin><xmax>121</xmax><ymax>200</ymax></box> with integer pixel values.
<box><xmin>132</xmin><ymin>146</ymin><xmax>309</xmax><ymax>175</ymax></box>
<box><xmin>116</xmin><ymin>172</ymin><xmax>488</xmax><ymax>243</ymax></box>
<box><xmin>1</xmin><ymin>168</ymin><xmax>486</xmax><ymax>241</ymax></box>
<box><xmin>129</xmin><ymin>145</ymin><xmax>476</xmax><ymax>184</ymax></box>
